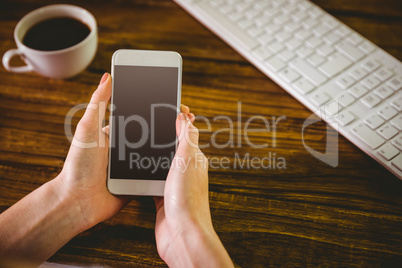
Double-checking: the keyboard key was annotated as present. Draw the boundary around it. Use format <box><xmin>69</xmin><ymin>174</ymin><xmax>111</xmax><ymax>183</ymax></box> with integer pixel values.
<box><xmin>337</xmin><ymin>111</ymin><xmax>355</xmax><ymax>126</ymax></box>
<box><xmin>317</xmin><ymin>44</ymin><xmax>335</xmax><ymax>57</ymax></box>
<box><xmin>275</xmin><ymin>31</ymin><xmax>292</xmax><ymax>42</ymax></box>
<box><xmin>392</xmin><ymin>134</ymin><xmax>402</xmax><ymax>150</ymax></box>
<box><xmin>352</xmin><ymin>123</ymin><xmax>385</xmax><ymax>149</ymax></box>
<box><xmin>228</xmin><ymin>11</ymin><xmax>243</xmax><ymax>22</ymax></box>
<box><xmin>378</xmin><ymin>144</ymin><xmax>399</xmax><ymax>161</ymax></box>
<box><xmin>365</xmin><ymin>114</ymin><xmax>385</xmax><ymax>129</ymax></box>
<box><xmin>347</xmin><ymin>33</ymin><xmax>364</xmax><ymax>45</ymax></box>
<box><xmin>245</xmin><ymin>8</ymin><xmax>261</xmax><ymax>19</ymax></box>
<box><xmin>265</xmin><ymin>56</ymin><xmax>286</xmax><ymax>72</ymax></box>
<box><xmin>374</xmin><ymin>85</ymin><xmax>394</xmax><ymax>99</ymax></box>
<box><xmin>272</xmin><ymin>0</ymin><xmax>286</xmax><ymax>8</ymax></box>
<box><xmin>296</xmin><ymin>46</ymin><xmax>314</xmax><ymax>58</ymax></box>
<box><xmin>313</xmin><ymin>24</ymin><xmax>330</xmax><ymax>37</ymax></box>
<box><xmin>324</xmin><ymin>101</ymin><xmax>342</xmax><ymax>117</ymax></box>
<box><xmin>374</xmin><ymin>68</ymin><xmax>393</xmax><ymax>81</ymax></box>
<box><xmin>391</xmin><ymin>96</ymin><xmax>402</xmax><ymax>111</ymax></box>
<box><xmin>361</xmin><ymin>93</ymin><xmax>382</xmax><ymax>108</ymax></box>
<box><xmin>284</xmin><ymin>22</ymin><xmax>301</xmax><ymax>33</ymax></box>
<box><xmin>278</xmin><ymin>49</ymin><xmax>296</xmax><ymax>62</ymax></box>
<box><xmin>248</xmin><ymin>26</ymin><xmax>265</xmax><ymax>37</ymax></box>
<box><xmin>197</xmin><ymin>2</ymin><xmax>259</xmax><ymax>49</ymax></box>
<box><xmin>337</xmin><ymin>93</ymin><xmax>355</xmax><ymax>107</ymax></box>
<box><xmin>293</xmin><ymin>78</ymin><xmax>315</xmax><ymax>94</ymax></box>
<box><xmin>336</xmin><ymin>75</ymin><xmax>356</xmax><ymax>89</ymax></box>
<box><xmin>210</xmin><ymin>0</ymin><xmax>224</xmax><ymax>7</ymax></box>
<box><xmin>295</xmin><ymin>29</ymin><xmax>312</xmax><ymax>40</ymax></box>
<box><xmin>265</xmin><ymin>23</ymin><xmax>281</xmax><ymax>35</ymax></box>
<box><xmin>349</xmin><ymin>84</ymin><xmax>368</xmax><ymax>98</ymax></box>
<box><xmin>324</xmin><ymin>32</ymin><xmax>341</xmax><ymax>45</ymax></box>
<box><xmin>321</xmin><ymin>16</ymin><xmax>339</xmax><ymax>29</ymax></box>
<box><xmin>391</xmin><ymin>114</ymin><xmax>402</xmax><ymax>130</ymax></box>
<box><xmin>361</xmin><ymin>75</ymin><xmax>381</xmax><ymax>90</ymax></box>
<box><xmin>391</xmin><ymin>154</ymin><xmax>402</xmax><ymax>172</ymax></box>
<box><xmin>264</xmin><ymin>6</ymin><xmax>280</xmax><ymax>17</ymax></box>
<box><xmin>349</xmin><ymin>67</ymin><xmax>368</xmax><ymax>80</ymax></box>
<box><xmin>254</xmin><ymin>15</ymin><xmax>270</xmax><ymax>27</ymax></box>
<box><xmin>254</xmin><ymin>1</ymin><xmax>269</xmax><ymax>9</ymax></box>
<box><xmin>274</xmin><ymin>14</ymin><xmax>291</xmax><ymax>25</ymax></box>
<box><xmin>378</xmin><ymin>106</ymin><xmax>398</xmax><ymax>120</ymax></box>
<box><xmin>361</xmin><ymin>59</ymin><xmax>381</xmax><ymax>73</ymax></box>
<box><xmin>292</xmin><ymin>10</ymin><xmax>308</xmax><ymax>22</ymax></box>
<box><xmin>252</xmin><ymin>46</ymin><xmax>273</xmax><ymax>61</ymax></box>
<box><xmin>307</xmin><ymin>54</ymin><xmax>325</xmax><ymax>67</ymax></box>
<box><xmin>319</xmin><ymin>53</ymin><xmax>352</xmax><ymax>77</ymax></box>
<box><xmin>282</xmin><ymin>4</ymin><xmax>298</xmax><ymax>15</ymax></box>
<box><xmin>258</xmin><ymin>33</ymin><xmax>275</xmax><ymax>44</ymax></box>
<box><xmin>235</xmin><ymin>1</ymin><xmax>252</xmax><ymax>11</ymax></box>
<box><xmin>302</xmin><ymin>18</ymin><xmax>319</xmax><ymax>29</ymax></box>
<box><xmin>290</xmin><ymin>58</ymin><xmax>327</xmax><ymax>86</ymax></box>
<box><xmin>286</xmin><ymin>38</ymin><xmax>303</xmax><ymax>50</ymax></box>
<box><xmin>336</xmin><ymin>41</ymin><xmax>365</xmax><ymax>61</ymax></box>
<box><xmin>308</xmin><ymin>6</ymin><xmax>324</xmax><ymax>18</ymax></box>
<box><xmin>387</xmin><ymin>77</ymin><xmax>402</xmax><ymax>91</ymax></box>
<box><xmin>310</xmin><ymin>92</ymin><xmax>330</xmax><ymax>106</ymax></box>
<box><xmin>335</xmin><ymin>25</ymin><xmax>352</xmax><ymax>37</ymax></box>
<box><xmin>268</xmin><ymin>41</ymin><xmax>284</xmax><ymax>53</ymax></box>
<box><xmin>306</xmin><ymin>36</ymin><xmax>323</xmax><ymax>48</ymax></box>
<box><xmin>377</xmin><ymin>124</ymin><xmax>399</xmax><ymax>140</ymax></box>
<box><xmin>359</xmin><ymin>41</ymin><xmax>376</xmax><ymax>54</ymax></box>
<box><xmin>298</xmin><ymin>1</ymin><xmax>313</xmax><ymax>11</ymax></box>
<box><xmin>238</xmin><ymin>18</ymin><xmax>253</xmax><ymax>29</ymax></box>
<box><xmin>279</xmin><ymin>68</ymin><xmax>301</xmax><ymax>83</ymax></box>
<box><xmin>219</xmin><ymin>4</ymin><xmax>234</xmax><ymax>14</ymax></box>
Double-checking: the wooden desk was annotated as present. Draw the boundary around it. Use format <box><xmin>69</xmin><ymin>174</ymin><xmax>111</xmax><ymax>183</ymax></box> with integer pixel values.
<box><xmin>1</xmin><ymin>0</ymin><xmax>401</xmax><ymax>266</ymax></box>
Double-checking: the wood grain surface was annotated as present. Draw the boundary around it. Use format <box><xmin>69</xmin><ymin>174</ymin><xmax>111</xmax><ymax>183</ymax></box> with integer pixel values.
<box><xmin>1</xmin><ymin>0</ymin><xmax>401</xmax><ymax>267</ymax></box>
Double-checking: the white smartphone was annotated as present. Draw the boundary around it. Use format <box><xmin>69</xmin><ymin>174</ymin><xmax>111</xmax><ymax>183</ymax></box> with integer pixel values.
<box><xmin>107</xmin><ymin>49</ymin><xmax>182</xmax><ymax>196</ymax></box>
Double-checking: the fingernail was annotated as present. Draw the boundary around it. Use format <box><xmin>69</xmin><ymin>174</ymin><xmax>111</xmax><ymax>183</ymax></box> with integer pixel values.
<box><xmin>178</xmin><ymin>113</ymin><xmax>190</xmax><ymax>121</ymax></box>
<box><xmin>100</xmin><ymin>73</ymin><xmax>109</xmax><ymax>84</ymax></box>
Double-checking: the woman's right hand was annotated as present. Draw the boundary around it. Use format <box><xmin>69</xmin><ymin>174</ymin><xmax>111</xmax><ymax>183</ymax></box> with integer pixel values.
<box><xmin>154</xmin><ymin>109</ymin><xmax>233</xmax><ymax>267</ymax></box>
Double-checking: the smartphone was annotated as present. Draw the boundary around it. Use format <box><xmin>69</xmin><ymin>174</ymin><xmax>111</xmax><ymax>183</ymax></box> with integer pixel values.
<box><xmin>107</xmin><ymin>49</ymin><xmax>182</xmax><ymax>196</ymax></box>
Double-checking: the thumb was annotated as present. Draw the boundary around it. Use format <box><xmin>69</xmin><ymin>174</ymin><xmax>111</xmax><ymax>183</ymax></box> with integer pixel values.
<box><xmin>176</xmin><ymin>113</ymin><xmax>199</xmax><ymax>149</ymax></box>
<box><xmin>82</xmin><ymin>73</ymin><xmax>111</xmax><ymax>124</ymax></box>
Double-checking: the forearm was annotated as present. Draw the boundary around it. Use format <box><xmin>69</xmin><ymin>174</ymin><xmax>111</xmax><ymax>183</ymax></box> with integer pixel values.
<box><xmin>0</xmin><ymin>175</ymin><xmax>86</xmax><ymax>265</ymax></box>
<box><xmin>167</xmin><ymin>225</ymin><xmax>234</xmax><ymax>268</ymax></box>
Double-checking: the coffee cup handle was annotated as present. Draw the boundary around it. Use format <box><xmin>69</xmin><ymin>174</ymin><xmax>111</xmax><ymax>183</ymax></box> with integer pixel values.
<box><xmin>2</xmin><ymin>49</ymin><xmax>34</xmax><ymax>73</ymax></box>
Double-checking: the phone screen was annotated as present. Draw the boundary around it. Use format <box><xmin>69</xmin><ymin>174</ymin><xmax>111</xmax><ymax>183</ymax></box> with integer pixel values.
<box><xmin>110</xmin><ymin>65</ymin><xmax>179</xmax><ymax>180</ymax></box>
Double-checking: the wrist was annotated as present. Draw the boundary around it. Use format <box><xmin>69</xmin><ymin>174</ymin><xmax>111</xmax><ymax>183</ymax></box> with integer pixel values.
<box><xmin>166</xmin><ymin>223</ymin><xmax>233</xmax><ymax>267</ymax></box>
<box><xmin>0</xmin><ymin>176</ymin><xmax>89</xmax><ymax>264</ymax></box>
<box><xmin>50</xmin><ymin>174</ymin><xmax>93</xmax><ymax>233</ymax></box>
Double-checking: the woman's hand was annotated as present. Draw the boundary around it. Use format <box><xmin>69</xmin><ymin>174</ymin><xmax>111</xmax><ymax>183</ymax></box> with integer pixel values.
<box><xmin>57</xmin><ymin>73</ymin><xmax>128</xmax><ymax>230</ymax></box>
<box><xmin>0</xmin><ymin>73</ymin><xmax>127</xmax><ymax>265</ymax></box>
<box><xmin>154</xmin><ymin>111</ymin><xmax>233</xmax><ymax>267</ymax></box>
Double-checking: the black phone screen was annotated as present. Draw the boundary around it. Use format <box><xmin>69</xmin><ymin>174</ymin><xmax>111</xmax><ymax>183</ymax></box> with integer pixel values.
<box><xmin>110</xmin><ymin>65</ymin><xmax>179</xmax><ymax>180</ymax></box>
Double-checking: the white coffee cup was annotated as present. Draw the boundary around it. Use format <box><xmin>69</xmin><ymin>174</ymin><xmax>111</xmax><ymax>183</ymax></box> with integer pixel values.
<box><xmin>2</xmin><ymin>4</ymin><xmax>97</xmax><ymax>79</ymax></box>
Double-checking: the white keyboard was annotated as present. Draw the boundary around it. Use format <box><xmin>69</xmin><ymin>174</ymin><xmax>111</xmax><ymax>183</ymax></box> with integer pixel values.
<box><xmin>174</xmin><ymin>0</ymin><xmax>402</xmax><ymax>179</ymax></box>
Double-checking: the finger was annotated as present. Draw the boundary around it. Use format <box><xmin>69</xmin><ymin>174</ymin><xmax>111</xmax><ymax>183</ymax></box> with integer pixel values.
<box><xmin>189</xmin><ymin>113</ymin><xmax>195</xmax><ymax>123</ymax></box>
<box><xmin>153</xmin><ymin>196</ymin><xmax>164</xmax><ymax>211</ymax></box>
<box><xmin>180</xmin><ymin>104</ymin><xmax>190</xmax><ymax>114</ymax></box>
<box><xmin>175</xmin><ymin>113</ymin><xmax>199</xmax><ymax>147</ymax></box>
<box><xmin>102</xmin><ymin>125</ymin><xmax>110</xmax><ymax>136</ymax></box>
<box><xmin>82</xmin><ymin>73</ymin><xmax>112</xmax><ymax>123</ymax></box>
<box><xmin>91</xmin><ymin>73</ymin><xmax>112</xmax><ymax>104</ymax></box>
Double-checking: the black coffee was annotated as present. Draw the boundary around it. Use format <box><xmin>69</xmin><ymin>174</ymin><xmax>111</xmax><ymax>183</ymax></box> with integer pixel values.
<box><xmin>23</xmin><ymin>17</ymin><xmax>90</xmax><ymax>51</ymax></box>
